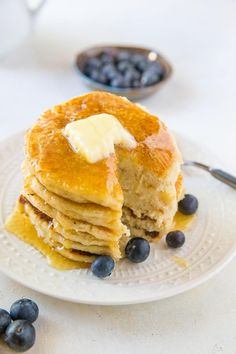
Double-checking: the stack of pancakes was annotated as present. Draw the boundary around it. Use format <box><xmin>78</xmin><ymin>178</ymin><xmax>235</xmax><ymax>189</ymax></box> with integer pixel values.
<box><xmin>6</xmin><ymin>92</ymin><xmax>183</xmax><ymax>268</ymax></box>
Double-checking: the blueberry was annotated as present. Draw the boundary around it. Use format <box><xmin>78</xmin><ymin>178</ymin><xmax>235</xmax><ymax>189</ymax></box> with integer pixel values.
<box><xmin>86</xmin><ymin>57</ymin><xmax>101</xmax><ymax>70</ymax></box>
<box><xmin>124</xmin><ymin>68</ymin><xmax>140</xmax><ymax>82</ymax></box>
<box><xmin>97</xmin><ymin>73</ymin><xmax>108</xmax><ymax>85</ymax></box>
<box><xmin>91</xmin><ymin>256</ymin><xmax>115</xmax><ymax>278</ymax></box>
<box><xmin>135</xmin><ymin>58</ymin><xmax>149</xmax><ymax>72</ymax></box>
<box><xmin>91</xmin><ymin>72</ymin><xmax>108</xmax><ymax>84</ymax></box>
<box><xmin>141</xmin><ymin>69</ymin><xmax>160</xmax><ymax>86</ymax></box>
<box><xmin>125</xmin><ymin>237</ymin><xmax>150</xmax><ymax>263</ymax></box>
<box><xmin>10</xmin><ymin>299</ymin><xmax>39</xmax><ymax>323</ymax></box>
<box><xmin>116</xmin><ymin>51</ymin><xmax>131</xmax><ymax>62</ymax></box>
<box><xmin>132</xmin><ymin>80</ymin><xmax>141</xmax><ymax>88</ymax></box>
<box><xmin>146</xmin><ymin>61</ymin><xmax>164</xmax><ymax>75</ymax></box>
<box><xmin>88</xmin><ymin>69</ymin><xmax>108</xmax><ymax>84</ymax></box>
<box><xmin>89</xmin><ymin>69</ymin><xmax>101</xmax><ymax>81</ymax></box>
<box><xmin>0</xmin><ymin>309</ymin><xmax>11</xmax><ymax>335</ymax></box>
<box><xmin>99</xmin><ymin>52</ymin><xmax>114</xmax><ymax>64</ymax></box>
<box><xmin>101</xmin><ymin>63</ymin><xmax>118</xmax><ymax>80</ymax></box>
<box><xmin>130</xmin><ymin>53</ymin><xmax>146</xmax><ymax>66</ymax></box>
<box><xmin>117</xmin><ymin>60</ymin><xmax>133</xmax><ymax>73</ymax></box>
<box><xmin>122</xmin><ymin>77</ymin><xmax>132</xmax><ymax>88</ymax></box>
<box><xmin>166</xmin><ymin>230</ymin><xmax>185</xmax><ymax>248</ymax></box>
<box><xmin>178</xmin><ymin>194</ymin><xmax>198</xmax><ymax>215</ymax></box>
<box><xmin>4</xmin><ymin>320</ymin><xmax>35</xmax><ymax>352</ymax></box>
<box><xmin>110</xmin><ymin>76</ymin><xmax>126</xmax><ymax>88</ymax></box>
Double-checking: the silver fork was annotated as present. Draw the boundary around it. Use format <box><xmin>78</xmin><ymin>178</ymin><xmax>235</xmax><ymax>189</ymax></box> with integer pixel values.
<box><xmin>183</xmin><ymin>161</ymin><xmax>236</xmax><ymax>190</ymax></box>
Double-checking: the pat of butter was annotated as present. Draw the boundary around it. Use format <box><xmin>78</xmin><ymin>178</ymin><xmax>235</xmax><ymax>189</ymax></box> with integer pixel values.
<box><xmin>63</xmin><ymin>113</ymin><xmax>137</xmax><ymax>163</ymax></box>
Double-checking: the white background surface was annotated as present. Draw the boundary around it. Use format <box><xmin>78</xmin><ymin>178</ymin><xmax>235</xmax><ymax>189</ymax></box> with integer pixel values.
<box><xmin>0</xmin><ymin>0</ymin><xmax>236</xmax><ymax>353</ymax></box>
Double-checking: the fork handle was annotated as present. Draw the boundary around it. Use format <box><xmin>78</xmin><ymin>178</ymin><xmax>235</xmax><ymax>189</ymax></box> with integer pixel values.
<box><xmin>210</xmin><ymin>168</ymin><xmax>236</xmax><ymax>189</ymax></box>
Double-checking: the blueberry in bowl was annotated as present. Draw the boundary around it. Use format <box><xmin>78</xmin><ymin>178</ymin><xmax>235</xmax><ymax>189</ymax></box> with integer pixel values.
<box><xmin>75</xmin><ymin>45</ymin><xmax>172</xmax><ymax>100</ymax></box>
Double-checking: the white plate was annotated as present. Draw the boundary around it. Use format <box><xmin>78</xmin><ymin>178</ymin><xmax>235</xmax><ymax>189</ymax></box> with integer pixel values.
<box><xmin>0</xmin><ymin>132</ymin><xmax>235</xmax><ymax>305</ymax></box>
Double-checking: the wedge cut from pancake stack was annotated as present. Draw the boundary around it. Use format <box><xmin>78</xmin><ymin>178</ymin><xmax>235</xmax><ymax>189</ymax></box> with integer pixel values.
<box><xmin>6</xmin><ymin>92</ymin><xmax>184</xmax><ymax>268</ymax></box>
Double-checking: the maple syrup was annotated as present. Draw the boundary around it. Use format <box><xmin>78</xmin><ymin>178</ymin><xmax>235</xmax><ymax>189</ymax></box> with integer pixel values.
<box><xmin>5</xmin><ymin>206</ymin><xmax>88</xmax><ymax>270</ymax></box>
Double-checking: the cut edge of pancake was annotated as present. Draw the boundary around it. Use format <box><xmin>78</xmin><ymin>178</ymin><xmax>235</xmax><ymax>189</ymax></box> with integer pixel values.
<box><xmin>19</xmin><ymin>196</ymin><xmax>124</xmax><ymax>260</ymax></box>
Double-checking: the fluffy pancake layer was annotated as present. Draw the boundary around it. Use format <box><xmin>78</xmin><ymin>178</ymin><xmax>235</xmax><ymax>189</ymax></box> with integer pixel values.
<box><xmin>19</xmin><ymin>197</ymin><xmax>123</xmax><ymax>262</ymax></box>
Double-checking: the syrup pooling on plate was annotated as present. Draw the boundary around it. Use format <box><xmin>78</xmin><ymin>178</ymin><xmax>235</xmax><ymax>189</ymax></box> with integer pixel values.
<box><xmin>5</xmin><ymin>204</ymin><xmax>89</xmax><ymax>270</ymax></box>
<box><xmin>170</xmin><ymin>211</ymin><xmax>194</xmax><ymax>231</ymax></box>
<box><xmin>168</xmin><ymin>212</ymin><xmax>194</xmax><ymax>268</ymax></box>
<box><xmin>172</xmin><ymin>256</ymin><xmax>189</xmax><ymax>268</ymax></box>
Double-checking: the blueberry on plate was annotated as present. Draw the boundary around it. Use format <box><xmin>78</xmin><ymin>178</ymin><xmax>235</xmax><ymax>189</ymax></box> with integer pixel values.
<box><xmin>4</xmin><ymin>320</ymin><xmax>35</xmax><ymax>352</ymax></box>
<box><xmin>178</xmin><ymin>194</ymin><xmax>198</xmax><ymax>215</ymax></box>
<box><xmin>0</xmin><ymin>309</ymin><xmax>11</xmax><ymax>335</ymax></box>
<box><xmin>10</xmin><ymin>299</ymin><xmax>39</xmax><ymax>323</ymax></box>
<box><xmin>166</xmin><ymin>230</ymin><xmax>185</xmax><ymax>248</ymax></box>
<box><xmin>91</xmin><ymin>256</ymin><xmax>115</xmax><ymax>278</ymax></box>
<box><xmin>125</xmin><ymin>237</ymin><xmax>150</xmax><ymax>263</ymax></box>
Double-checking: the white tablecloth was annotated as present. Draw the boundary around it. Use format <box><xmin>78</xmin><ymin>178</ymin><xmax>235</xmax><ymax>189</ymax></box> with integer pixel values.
<box><xmin>0</xmin><ymin>0</ymin><xmax>236</xmax><ymax>353</ymax></box>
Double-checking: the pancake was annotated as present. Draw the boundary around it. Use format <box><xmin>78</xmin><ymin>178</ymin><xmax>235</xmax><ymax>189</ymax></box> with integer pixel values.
<box><xmin>24</xmin><ymin>175</ymin><xmax>122</xmax><ymax>228</ymax></box>
<box><xmin>12</xmin><ymin>200</ymin><xmax>95</xmax><ymax>263</ymax></box>
<box><xmin>25</xmin><ymin>92</ymin><xmax>182</xmax><ymax>209</ymax></box>
<box><xmin>6</xmin><ymin>92</ymin><xmax>184</xmax><ymax>269</ymax></box>
<box><xmin>23</xmin><ymin>201</ymin><xmax>121</xmax><ymax>259</ymax></box>
<box><xmin>21</xmin><ymin>189</ymin><xmax>125</xmax><ymax>241</ymax></box>
<box><xmin>53</xmin><ymin>223</ymin><xmax>123</xmax><ymax>256</ymax></box>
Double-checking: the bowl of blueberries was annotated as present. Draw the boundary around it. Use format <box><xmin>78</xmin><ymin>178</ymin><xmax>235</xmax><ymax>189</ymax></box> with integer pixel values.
<box><xmin>75</xmin><ymin>45</ymin><xmax>172</xmax><ymax>100</ymax></box>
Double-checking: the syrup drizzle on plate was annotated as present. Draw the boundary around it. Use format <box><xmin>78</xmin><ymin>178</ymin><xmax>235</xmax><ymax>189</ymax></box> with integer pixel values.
<box><xmin>5</xmin><ymin>208</ymin><xmax>194</xmax><ymax>270</ymax></box>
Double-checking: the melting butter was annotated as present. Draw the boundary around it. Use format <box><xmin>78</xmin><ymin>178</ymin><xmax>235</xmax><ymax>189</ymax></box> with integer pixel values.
<box><xmin>63</xmin><ymin>114</ymin><xmax>137</xmax><ymax>163</ymax></box>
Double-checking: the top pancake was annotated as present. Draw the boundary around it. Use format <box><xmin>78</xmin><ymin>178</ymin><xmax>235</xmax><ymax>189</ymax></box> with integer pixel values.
<box><xmin>26</xmin><ymin>92</ymin><xmax>181</xmax><ymax>210</ymax></box>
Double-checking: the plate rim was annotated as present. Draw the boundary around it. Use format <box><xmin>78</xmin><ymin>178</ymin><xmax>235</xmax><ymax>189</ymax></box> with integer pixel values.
<box><xmin>0</xmin><ymin>242</ymin><xmax>235</xmax><ymax>306</ymax></box>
